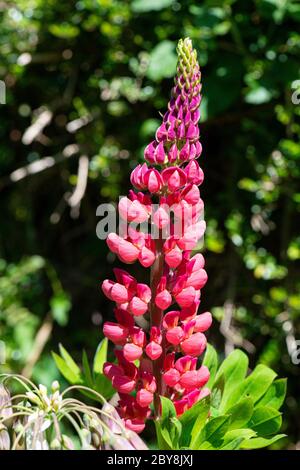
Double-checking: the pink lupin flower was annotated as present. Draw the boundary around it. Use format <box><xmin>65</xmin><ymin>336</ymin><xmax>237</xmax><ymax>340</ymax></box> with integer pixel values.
<box><xmin>102</xmin><ymin>279</ymin><xmax>131</xmax><ymax>303</ymax></box>
<box><xmin>123</xmin><ymin>327</ymin><xmax>146</xmax><ymax>362</ymax></box>
<box><xmin>184</xmin><ymin>160</ymin><xmax>204</xmax><ymax>185</ymax></box>
<box><xmin>164</xmin><ymin>238</ymin><xmax>183</xmax><ymax>269</ymax></box>
<box><xmin>104</xmin><ymin>356</ymin><xmax>138</xmax><ymax>394</ymax></box>
<box><xmin>103</xmin><ymin>322</ymin><xmax>129</xmax><ymax>345</ymax></box>
<box><xmin>181</xmin><ymin>332</ymin><xmax>207</xmax><ymax>356</ymax></box>
<box><xmin>155</xmin><ymin>276</ymin><xmax>172</xmax><ymax>310</ymax></box>
<box><xmin>145</xmin><ymin>326</ymin><xmax>162</xmax><ymax>360</ymax></box>
<box><xmin>130</xmin><ymin>163</ymin><xmax>148</xmax><ymax>190</ymax></box>
<box><xmin>153</xmin><ymin>205</ymin><xmax>170</xmax><ymax>229</ymax></box>
<box><xmin>162</xmin><ymin>167</ymin><xmax>187</xmax><ymax>192</ymax></box>
<box><xmin>118</xmin><ymin>197</ymin><xmax>149</xmax><ymax>223</ymax></box>
<box><xmin>144</xmin><ymin>169</ymin><xmax>163</xmax><ymax>193</ymax></box>
<box><xmin>118</xmin><ymin>394</ymin><xmax>151</xmax><ymax>433</ymax></box>
<box><xmin>174</xmin><ymin>389</ymin><xmax>202</xmax><ymax>416</ymax></box>
<box><xmin>194</xmin><ymin>311</ymin><xmax>213</xmax><ymax>332</ymax></box>
<box><xmin>100</xmin><ymin>38</ymin><xmax>211</xmax><ymax>431</ymax></box>
<box><xmin>166</xmin><ymin>326</ymin><xmax>185</xmax><ymax>346</ymax></box>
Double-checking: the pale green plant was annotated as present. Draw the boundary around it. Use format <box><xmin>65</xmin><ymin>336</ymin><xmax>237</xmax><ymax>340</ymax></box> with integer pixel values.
<box><xmin>0</xmin><ymin>374</ymin><xmax>147</xmax><ymax>450</ymax></box>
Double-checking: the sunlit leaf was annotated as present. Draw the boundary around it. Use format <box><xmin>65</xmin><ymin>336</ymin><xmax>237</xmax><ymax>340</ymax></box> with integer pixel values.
<box><xmin>93</xmin><ymin>338</ymin><xmax>108</xmax><ymax>376</ymax></box>
<box><xmin>249</xmin><ymin>406</ymin><xmax>282</xmax><ymax>436</ymax></box>
<box><xmin>147</xmin><ymin>41</ymin><xmax>177</xmax><ymax>81</ymax></box>
<box><xmin>131</xmin><ymin>0</ymin><xmax>174</xmax><ymax>13</ymax></box>
<box><xmin>240</xmin><ymin>433</ymin><xmax>286</xmax><ymax>449</ymax></box>
<box><xmin>257</xmin><ymin>379</ymin><xmax>287</xmax><ymax>410</ymax></box>
<box><xmin>203</xmin><ymin>344</ymin><xmax>219</xmax><ymax>387</ymax></box>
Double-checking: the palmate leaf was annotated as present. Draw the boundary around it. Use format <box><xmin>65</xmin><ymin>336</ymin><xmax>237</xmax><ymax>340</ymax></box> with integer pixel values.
<box><xmin>155</xmin><ymin>420</ymin><xmax>172</xmax><ymax>450</ymax></box>
<box><xmin>226</xmin><ymin>398</ymin><xmax>254</xmax><ymax>430</ymax></box>
<box><xmin>221</xmin><ymin>363</ymin><xmax>277</xmax><ymax>412</ymax></box>
<box><xmin>240</xmin><ymin>434</ymin><xmax>286</xmax><ymax>450</ymax></box>
<box><xmin>154</xmin><ymin>346</ymin><xmax>286</xmax><ymax>450</ymax></box>
<box><xmin>223</xmin><ymin>428</ymin><xmax>257</xmax><ymax>443</ymax></box>
<box><xmin>249</xmin><ymin>406</ymin><xmax>282</xmax><ymax>436</ymax></box>
<box><xmin>195</xmin><ymin>415</ymin><xmax>230</xmax><ymax>450</ymax></box>
<box><xmin>213</xmin><ymin>349</ymin><xmax>248</xmax><ymax>412</ymax></box>
<box><xmin>256</xmin><ymin>378</ymin><xmax>287</xmax><ymax>410</ymax></box>
<box><xmin>179</xmin><ymin>396</ymin><xmax>210</xmax><ymax>447</ymax></box>
<box><xmin>157</xmin><ymin>397</ymin><xmax>182</xmax><ymax>449</ymax></box>
<box><xmin>220</xmin><ymin>437</ymin><xmax>244</xmax><ymax>450</ymax></box>
<box><xmin>202</xmin><ymin>343</ymin><xmax>218</xmax><ymax>387</ymax></box>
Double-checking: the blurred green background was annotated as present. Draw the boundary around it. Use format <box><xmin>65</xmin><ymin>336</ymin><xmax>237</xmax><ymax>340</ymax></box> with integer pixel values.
<box><xmin>0</xmin><ymin>0</ymin><xmax>299</xmax><ymax>449</ymax></box>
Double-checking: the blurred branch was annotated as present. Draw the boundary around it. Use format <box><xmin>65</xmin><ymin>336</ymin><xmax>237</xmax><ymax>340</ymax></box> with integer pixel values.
<box><xmin>21</xmin><ymin>64</ymin><xmax>78</xmax><ymax>145</ymax></box>
<box><xmin>66</xmin><ymin>154</ymin><xmax>89</xmax><ymax>219</ymax></box>
<box><xmin>0</xmin><ymin>144</ymin><xmax>80</xmax><ymax>189</ymax></box>
<box><xmin>66</xmin><ymin>115</ymin><xmax>93</xmax><ymax>133</ymax></box>
<box><xmin>277</xmin><ymin>312</ymin><xmax>298</xmax><ymax>362</ymax></box>
<box><xmin>22</xmin><ymin>314</ymin><xmax>53</xmax><ymax>379</ymax></box>
<box><xmin>220</xmin><ymin>300</ymin><xmax>256</xmax><ymax>355</ymax></box>
<box><xmin>22</xmin><ymin>107</ymin><xmax>53</xmax><ymax>145</ymax></box>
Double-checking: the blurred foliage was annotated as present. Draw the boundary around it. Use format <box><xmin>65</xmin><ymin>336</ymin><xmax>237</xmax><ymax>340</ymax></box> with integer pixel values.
<box><xmin>0</xmin><ymin>255</ymin><xmax>70</xmax><ymax>382</ymax></box>
<box><xmin>0</xmin><ymin>0</ymin><xmax>299</xmax><ymax>448</ymax></box>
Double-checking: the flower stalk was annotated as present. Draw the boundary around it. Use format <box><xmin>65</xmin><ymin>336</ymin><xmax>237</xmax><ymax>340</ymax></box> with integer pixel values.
<box><xmin>150</xmin><ymin>233</ymin><xmax>166</xmax><ymax>416</ymax></box>
<box><xmin>101</xmin><ymin>38</ymin><xmax>212</xmax><ymax>432</ymax></box>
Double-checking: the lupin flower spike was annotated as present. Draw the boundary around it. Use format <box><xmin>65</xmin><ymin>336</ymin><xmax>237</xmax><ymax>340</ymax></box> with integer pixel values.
<box><xmin>101</xmin><ymin>38</ymin><xmax>211</xmax><ymax>432</ymax></box>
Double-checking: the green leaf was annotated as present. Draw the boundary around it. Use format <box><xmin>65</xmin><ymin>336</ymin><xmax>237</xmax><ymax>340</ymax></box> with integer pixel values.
<box><xmin>193</xmin><ymin>415</ymin><xmax>230</xmax><ymax>449</ymax></box>
<box><xmin>58</xmin><ymin>344</ymin><xmax>81</xmax><ymax>376</ymax></box>
<box><xmin>190</xmin><ymin>403</ymin><xmax>211</xmax><ymax>447</ymax></box>
<box><xmin>256</xmin><ymin>379</ymin><xmax>287</xmax><ymax>410</ymax></box>
<box><xmin>249</xmin><ymin>406</ymin><xmax>282</xmax><ymax>436</ymax></box>
<box><xmin>240</xmin><ymin>364</ymin><xmax>277</xmax><ymax>403</ymax></box>
<box><xmin>82</xmin><ymin>350</ymin><xmax>93</xmax><ymax>388</ymax></box>
<box><xmin>50</xmin><ymin>292</ymin><xmax>71</xmax><ymax>326</ymax></box>
<box><xmin>227</xmin><ymin>398</ymin><xmax>254</xmax><ymax>430</ymax></box>
<box><xmin>221</xmin><ymin>427</ymin><xmax>257</xmax><ymax>450</ymax></box>
<box><xmin>158</xmin><ymin>397</ymin><xmax>181</xmax><ymax>449</ymax></box>
<box><xmin>93</xmin><ymin>338</ymin><xmax>108</xmax><ymax>376</ymax></box>
<box><xmin>223</xmin><ymin>364</ymin><xmax>277</xmax><ymax>411</ymax></box>
<box><xmin>160</xmin><ymin>396</ymin><xmax>176</xmax><ymax>420</ymax></box>
<box><xmin>202</xmin><ymin>344</ymin><xmax>218</xmax><ymax>387</ymax></box>
<box><xmin>223</xmin><ymin>428</ymin><xmax>256</xmax><ymax>444</ymax></box>
<box><xmin>241</xmin><ymin>434</ymin><xmax>286</xmax><ymax>450</ymax></box>
<box><xmin>210</xmin><ymin>380</ymin><xmax>224</xmax><ymax>413</ymax></box>
<box><xmin>155</xmin><ymin>420</ymin><xmax>172</xmax><ymax>450</ymax></box>
<box><xmin>179</xmin><ymin>396</ymin><xmax>210</xmax><ymax>447</ymax></box>
<box><xmin>52</xmin><ymin>352</ymin><xmax>82</xmax><ymax>385</ymax></box>
<box><xmin>214</xmin><ymin>349</ymin><xmax>248</xmax><ymax>411</ymax></box>
<box><xmin>93</xmin><ymin>374</ymin><xmax>115</xmax><ymax>400</ymax></box>
<box><xmin>215</xmin><ymin>349</ymin><xmax>248</xmax><ymax>389</ymax></box>
<box><xmin>147</xmin><ymin>41</ymin><xmax>177</xmax><ymax>81</ymax></box>
<box><xmin>131</xmin><ymin>0</ymin><xmax>174</xmax><ymax>12</ymax></box>
<box><xmin>220</xmin><ymin>437</ymin><xmax>244</xmax><ymax>450</ymax></box>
